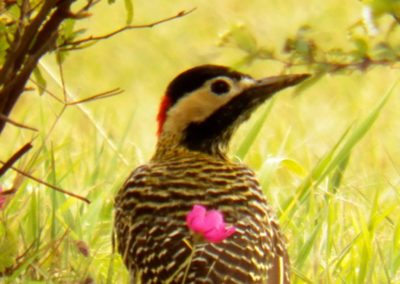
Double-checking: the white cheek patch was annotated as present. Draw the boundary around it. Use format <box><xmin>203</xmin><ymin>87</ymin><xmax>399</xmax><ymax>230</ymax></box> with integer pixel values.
<box><xmin>163</xmin><ymin>90</ymin><xmax>233</xmax><ymax>134</ymax></box>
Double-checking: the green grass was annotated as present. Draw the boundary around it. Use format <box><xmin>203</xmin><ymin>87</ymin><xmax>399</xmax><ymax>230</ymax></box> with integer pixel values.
<box><xmin>1</xmin><ymin>0</ymin><xmax>400</xmax><ymax>283</ymax></box>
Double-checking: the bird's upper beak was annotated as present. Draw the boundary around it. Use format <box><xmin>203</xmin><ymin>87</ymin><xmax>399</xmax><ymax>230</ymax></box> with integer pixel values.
<box><xmin>241</xmin><ymin>73</ymin><xmax>311</xmax><ymax>103</ymax></box>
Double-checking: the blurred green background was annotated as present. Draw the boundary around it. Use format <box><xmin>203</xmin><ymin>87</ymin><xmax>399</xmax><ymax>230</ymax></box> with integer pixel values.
<box><xmin>1</xmin><ymin>0</ymin><xmax>400</xmax><ymax>283</ymax></box>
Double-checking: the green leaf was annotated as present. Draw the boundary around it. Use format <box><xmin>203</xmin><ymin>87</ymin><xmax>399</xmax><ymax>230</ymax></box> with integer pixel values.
<box><xmin>124</xmin><ymin>0</ymin><xmax>134</xmax><ymax>25</ymax></box>
<box><xmin>291</xmin><ymin>25</ymin><xmax>315</xmax><ymax>62</ymax></box>
<box><xmin>33</xmin><ymin>66</ymin><xmax>47</xmax><ymax>95</ymax></box>
<box><xmin>219</xmin><ymin>24</ymin><xmax>258</xmax><ymax>54</ymax></box>
<box><xmin>281</xmin><ymin>158</ymin><xmax>307</xmax><ymax>177</ymax></box>
<box><xmin>372</xmin><ymin>42</ymin><xmax>396</xmax><ymax>61</ymax></box>
<box><xmin>351</xmin><ymin>36</ymin><xmax>369</xmax><ymax>60</ymax></box>
<box><xmin>354</xmin><ymin>37</ymin><xmax>368</xmax><ymax>54</ymax></box>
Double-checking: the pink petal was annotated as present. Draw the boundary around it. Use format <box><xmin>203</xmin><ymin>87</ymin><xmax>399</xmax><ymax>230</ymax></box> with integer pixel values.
<box><xmin>204</xmin><ymin>226</ymin><xmax>236</xmax><ymax>243</ymax></box>
<box><xmin>186</xmin><ymin>204</ymin><xmax>236</xmax><ymax>243</ymax></box>
<box><xmin>189</xmin><ymin>218</ymin><xmax>206</xmax><ymax>233</ymax></box>
<box><xmin>186</xmin><ymin>205</ymin><xmax>207</xmax><ymax>233</ymax></box>
<box><xmin>224</xmin><ymin>226</ymin><xmax>236</xmax><ymax>237</ymax></box>
<box><xmin>202</xmin><ymin>210</ymin><xmax>224</xmax><ymax>232</ymax></box>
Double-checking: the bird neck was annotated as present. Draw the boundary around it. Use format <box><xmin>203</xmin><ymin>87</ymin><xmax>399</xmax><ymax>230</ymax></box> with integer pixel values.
<box><xmin>153</xmin><ymin>131</ymin><xmax>228</xmax><ymax>161</ymax></box>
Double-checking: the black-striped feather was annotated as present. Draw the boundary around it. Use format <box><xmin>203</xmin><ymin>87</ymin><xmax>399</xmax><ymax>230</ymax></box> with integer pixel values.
<box><xmin>114</xmin><ymin>148</ymin><xmax>289</xmax><ymax>283</ymax></box>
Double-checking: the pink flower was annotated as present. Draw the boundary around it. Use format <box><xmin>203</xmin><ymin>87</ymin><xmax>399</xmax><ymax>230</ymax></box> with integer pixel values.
<box><xmin>186</xmin><ymin>205</ymin><xmax>236</xmax><ymax>243</ymax></box>
<box><xmin>0</xmin><ymin>186</ymin><xmax>5</xmax><ymax>209</ymax></box>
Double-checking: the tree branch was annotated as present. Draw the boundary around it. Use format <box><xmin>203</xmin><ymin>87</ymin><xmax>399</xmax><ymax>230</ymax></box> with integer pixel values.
<box><xmin>59</xmin><ymin>8</ymin><xmax>196</xmax><ymax>49</ymax></box>
<box><xmin>0</xmin><ymin>142</ymin><xmax>32</xmax><ymax>177</ymax></box>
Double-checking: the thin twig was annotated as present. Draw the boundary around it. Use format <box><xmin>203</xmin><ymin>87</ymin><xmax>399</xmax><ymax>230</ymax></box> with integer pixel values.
<box><xmin>0</xmin><ymin>142</ymin><xmax>32</xmax><ymax>177</ymax></box>
<box><xmin>29</xmin><ymin>78</ymin><xmax>64</xmax><ymax>103</ymax></box>
<box><xmin>0</xmin><ymin>161</ymin><xmax>91</xmax><ymax>204</ymax></box>
<box><xmin>30</xmin><ymin>77</ymin><xmax>124</xmax><ymax>105</ymax></box>
<box><xmin>65</xmin><ymin>88</ymin><xmax>123</xmax><ymax>105</ymax></box>
<box><xmin>0</xmin><ymin>113</ymin><xmax>38</xmax><ymax>132</ymax></box>
<box><xmin>79</xmin><ymin>0</ymin><xmax>100</xmax><ymax>13</ymax></box>
<box><xmin>60</xmin><ymin>8</ymin><xmax>196</xmax><ymax>48</ymax></box>
<box><xmin>56</xmin><ymin>51</ymin><xmax>67</xmax><ymax>103</ymax></box>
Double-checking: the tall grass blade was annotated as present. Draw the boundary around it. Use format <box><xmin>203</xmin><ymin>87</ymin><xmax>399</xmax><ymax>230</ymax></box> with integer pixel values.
<box><xmin>235</xmin><ymin>99</ymin><xmax>275</xmax><ymax>160</ymax></box>
<box><xmin>295</xmin><ymin>215</ymin><xmax>323</xmax><ymax>269</ymax></box>
<box><xmin>330</xmin><ymin>154</ymin><xmax>350</xmax><ymax>193</ymax></box>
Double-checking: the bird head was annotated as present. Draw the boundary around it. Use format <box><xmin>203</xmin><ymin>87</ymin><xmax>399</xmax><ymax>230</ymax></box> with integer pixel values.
<box><xmin>156</xmin><ymin>65</ymin><xmax>310</xmax><ymax>156</ymax></box>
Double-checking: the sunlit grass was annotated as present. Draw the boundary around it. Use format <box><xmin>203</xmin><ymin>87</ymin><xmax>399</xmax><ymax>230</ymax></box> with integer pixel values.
<box><xmin>1</xmin><ymin>0</ymin><xmax>400</xmax><ymax>283</ymax></box>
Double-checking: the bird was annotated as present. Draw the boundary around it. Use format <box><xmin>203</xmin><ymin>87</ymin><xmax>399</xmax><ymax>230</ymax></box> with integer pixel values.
<box><xmin>114</xmin><ymin>65</ymin><xmax>309</xmax><ymax>283</ymax></box>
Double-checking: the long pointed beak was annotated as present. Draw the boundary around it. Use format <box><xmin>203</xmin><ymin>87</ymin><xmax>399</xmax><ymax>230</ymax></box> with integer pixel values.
<box><xmin>243</xmin><ymin>73</ymin><xmax>311</xmax><ymax>102</ymax></box>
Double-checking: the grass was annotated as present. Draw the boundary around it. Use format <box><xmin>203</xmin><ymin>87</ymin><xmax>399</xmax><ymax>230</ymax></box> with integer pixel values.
<box><xmin>1</xmin><ymin>0</ymin><xmax>400</xmax><ymax>283</ymax></box>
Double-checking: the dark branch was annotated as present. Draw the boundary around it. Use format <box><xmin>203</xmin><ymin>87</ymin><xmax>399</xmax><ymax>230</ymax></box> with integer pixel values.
<box><xmin>0</xmin><ymin>0</ymin><xmax>76</xmax><ymax>133</ymax></box>
<box><xmin>0</xmin><ymin>142</ymin><xmax>32</xmax><ymax>177</ymax></box>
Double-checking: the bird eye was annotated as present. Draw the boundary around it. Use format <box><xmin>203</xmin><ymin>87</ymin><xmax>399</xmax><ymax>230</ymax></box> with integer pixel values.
<box><xmin>211</xmin><ymin>80</ymin><xmax>230</xmax><ymax>95</ymax></box>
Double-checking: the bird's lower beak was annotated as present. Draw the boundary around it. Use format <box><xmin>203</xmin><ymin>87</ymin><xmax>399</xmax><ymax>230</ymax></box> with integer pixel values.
<box><xmin>243</xmin><ymin>73</ymin><xmax>311</xmax><ymax>102</ymax></box>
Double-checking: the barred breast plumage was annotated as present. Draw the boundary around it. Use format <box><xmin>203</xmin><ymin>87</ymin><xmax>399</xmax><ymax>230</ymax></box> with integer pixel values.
<box><xmin>115</xmin><ymin>148</ymin><xmax>289</xmax><ymax>284</ymax></box>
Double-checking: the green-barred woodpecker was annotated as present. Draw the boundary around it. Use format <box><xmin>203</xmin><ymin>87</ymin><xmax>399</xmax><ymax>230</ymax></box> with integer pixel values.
<box><xmin>114</xmin><ymin>65</ymin><xmax>309</xmax><ymax>283</ymax></box>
